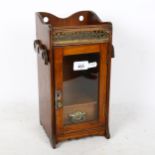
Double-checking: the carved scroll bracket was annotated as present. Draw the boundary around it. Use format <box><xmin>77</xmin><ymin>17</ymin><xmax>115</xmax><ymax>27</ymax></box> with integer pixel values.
<box><xmin>34</xmin><ymin>40</ymin><xmax>49</xmax><ymax>65</ymax></box>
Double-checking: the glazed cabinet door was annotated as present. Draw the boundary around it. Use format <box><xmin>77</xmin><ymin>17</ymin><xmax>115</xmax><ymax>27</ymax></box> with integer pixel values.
<box><xmin>54</xmin><ymin>44</ymin><xmax>108</xmax><ymax>135</ymax></box>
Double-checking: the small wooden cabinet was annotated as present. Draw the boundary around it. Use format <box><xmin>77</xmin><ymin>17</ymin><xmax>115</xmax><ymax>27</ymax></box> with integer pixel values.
<box><xmin>34</xmin><ymin>11</ymin><xmax>114</xmax><ymax>148</ymax></box>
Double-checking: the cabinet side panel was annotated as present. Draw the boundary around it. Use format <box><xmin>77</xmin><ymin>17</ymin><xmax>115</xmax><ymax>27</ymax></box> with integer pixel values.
<box><xmin>36</xmin><ymin>15</ymin><xmax>53</xmax><ymax>140</ymax></box>
<box><xmin>37</xmin><ymin>56</ymin><xmax>52</xmax><ymax>137</ymax></box>
<box><xmin>104</xmin><ymin>24</ymin><xmax>113</xmax><ymax>138</ymax></box>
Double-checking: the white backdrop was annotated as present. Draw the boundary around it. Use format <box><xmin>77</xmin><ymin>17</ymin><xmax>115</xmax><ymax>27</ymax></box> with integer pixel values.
<box><xmin>0</xmin><ymin>0</ymin><xmax>155</xmax><ymax>154</ymax></box>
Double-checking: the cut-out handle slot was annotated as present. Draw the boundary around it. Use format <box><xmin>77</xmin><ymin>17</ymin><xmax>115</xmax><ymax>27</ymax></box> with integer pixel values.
<box><xmin>79</xmin><ymin>15</ymin><xmax>84</xmax><ymax>21</ymax></box>
<box><xmin>43</xmin><ymin>17</ymin><xmax>49</xmax><ymax>23</ymax></box>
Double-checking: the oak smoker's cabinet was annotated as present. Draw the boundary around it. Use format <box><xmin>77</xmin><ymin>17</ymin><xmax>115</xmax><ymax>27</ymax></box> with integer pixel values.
<box><xmin>34</xmin><ymin>11</ymin><xmax>114</xmax><ymax>148</ymax></box>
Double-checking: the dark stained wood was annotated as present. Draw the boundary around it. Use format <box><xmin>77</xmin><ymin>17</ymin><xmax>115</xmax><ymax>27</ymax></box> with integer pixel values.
<box><xmin>35</xmin><ymin>12</ymin><xmax>56</xmax><ymax>148</ymax></box>
<box><xmin>104</xmin><ymin>31</ymin><xmax>113</xmax><ymax>139</ymax></box>
<box><xmin>63</xmin><ymin>44</ymin><xmax>100</xmax><ymax>56</ymax></box>
<box><xmin>54</xmin><ymin>48</ymin><xmax>64</xmax><ymax>135</ymax></box>
<box><xmin>57</xmin><ymin>127</ymin><xmax>105</xmax><ymax>142</ymax></box>
<box><xmin>37</xmin><ymin>11</ymin><xmax>102</xmax><ymax>27</ymax></box>
<box><xmin>98</xmin><ymin>43</ymin><xmax>108</xmax><ymax>124</ymax></box>
<box><xmin>34</xmin><ymin>11</ymin><xmax>114</xmax><ymax>148</ymax></box>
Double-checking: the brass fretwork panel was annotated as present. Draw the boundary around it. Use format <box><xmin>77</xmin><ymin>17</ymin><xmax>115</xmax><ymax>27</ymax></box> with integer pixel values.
<box><xmin>52</xmin><ymin>26</ymin><xmax>110</xmax><ymax>46</ymax></box>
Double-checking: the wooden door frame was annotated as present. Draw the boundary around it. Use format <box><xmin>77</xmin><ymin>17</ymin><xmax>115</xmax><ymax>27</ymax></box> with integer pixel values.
<box><xmin>54</xmin><ymin>43</ymin><xmax>108</xmax><ymax>135</ymax></box>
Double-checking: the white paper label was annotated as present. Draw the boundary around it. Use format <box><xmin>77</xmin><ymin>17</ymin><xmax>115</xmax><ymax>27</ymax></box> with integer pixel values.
<box><xmin>73</xmin><ymin>61</ymin><xmax>97</xmax><ymax>71</ymax></box>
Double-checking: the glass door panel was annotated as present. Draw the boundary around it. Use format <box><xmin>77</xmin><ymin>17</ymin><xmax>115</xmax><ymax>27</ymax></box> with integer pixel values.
<box><xmin>63</xmin><ymin>53</ymin><xmax>100</xmax><ymax>125</ymax></box>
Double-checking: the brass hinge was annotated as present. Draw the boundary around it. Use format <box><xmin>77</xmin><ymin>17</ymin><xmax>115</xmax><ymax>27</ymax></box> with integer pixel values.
<box><xmin>55</xmin><ymin>90</ymin><xmax>63</xmax><ymax>109</ymax></box>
